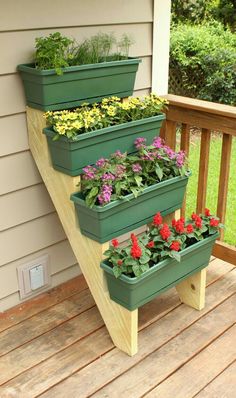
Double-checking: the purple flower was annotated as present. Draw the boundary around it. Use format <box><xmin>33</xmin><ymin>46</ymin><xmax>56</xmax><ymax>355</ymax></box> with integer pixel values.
<box><xmin>102</xmin><ymin>172</ymin><xmax>115</xmax><ymax>181</ymax></box>
<box><xmin>164</xmin><ymin>146</ymin><xmax>175</xmax><ymax>159</ymax></box>
<box><xmin>111</xmin><ymin>150</ymin><xmax>126</xmax><ymax>159</ymax></box>
<box><xmin>153</xmin><ymin>137</ymin><xmax>163</xmax><ymax>149</ymax></box>
<box><xmin>141</xmin><ymin>152</ymin><xmax>154</xmax><ymax>161</ymax></box>
<box><xmin>96</xmin><ymin>158</ymin><xmax>107</xmax><ymax>168</ymax></box>
<box><xmin>115</xmin><ymin>164</ymin><xmax>126</xmax><ymax>178</ymax></box>
<box><xmin>98</xmin><ymin>184</ymin><xmax>113</xmax><ymax>205</ymax></box>
<box><xmin>82</xmin><ymin>165</ymin><xmax>96</xmax><ymax>180</ymax></box>
<box><xmin>176</xmin><ymin>151</ymin><xmax>185</xmax><ymax>168</ymax></box>
<box><xmin>134</xmin><ymin>137</ymin><xmax>147</xmax><ymax>149</ymax></box>
<box><xmin>132</xmin><ymin>163</ymin><xmax>142</xmax><ymax>173</ymax></box>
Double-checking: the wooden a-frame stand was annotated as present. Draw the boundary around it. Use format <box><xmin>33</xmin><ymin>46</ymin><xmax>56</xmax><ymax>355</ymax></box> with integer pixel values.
<box><xmin>26</xmin><ymin>107</ymin><xmax>206</xmax><ymax>356</ymax></box>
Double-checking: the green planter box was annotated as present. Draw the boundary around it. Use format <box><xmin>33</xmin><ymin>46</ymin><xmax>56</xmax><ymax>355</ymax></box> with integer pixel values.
<box><xmin>101</xmin><ymin>233</ymin><xmax>219</xmax><ymax>310</ymax></box>
<box><xmin>43</xmin><ymin>114</ymin><xmax>165</xmax><ymax>176</ymax></box>
<box><xmin>71</xmin><ymin>175</ymin><xmax>189</xmax><ymax>243</ymax></box>
<box><xmin>17</xmin><ymin>58</ymin><xmax>141</xmax><ymax>111</ymax></box>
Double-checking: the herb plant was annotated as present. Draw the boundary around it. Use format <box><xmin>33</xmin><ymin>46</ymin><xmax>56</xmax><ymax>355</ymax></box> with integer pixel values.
<box><xmin>104</xmin><ymin>209</ymin><xmax>223</xmax><ymax>278</ymax></box>
<box><xmin>80</xmin><ymin>136</ymin><xmax>188</xmax><ymax>208</ymax></box>
<box><xmin>34</xmin><ymin>31</ymin><xmax>135</xmax><ymax>74</ymax></box>
<box><xmin>44</xmin><ymin>94</ymin><xmax>167</xmax><ymax>140</ymax></box>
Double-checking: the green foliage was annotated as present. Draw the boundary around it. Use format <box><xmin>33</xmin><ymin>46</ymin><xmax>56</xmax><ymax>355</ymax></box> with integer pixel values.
<box><xmin>35</xmin><ymin>32</ymin><xmax>74</xmax><ymax>75</ymax></box>
<box><xmin>170</xmin><ymin>22</ymin><xmax>236</xmax><ymax>104</ymax></box>
<box><xmin>34</xmin><ymin>32</ymin><xmax>134</xmax><ymax>74</ymax></box>
<box><xmin>213</xmin><ymin>0</ymin><xmax>236</xmax><ymax>31</ymax></box>
<box><xmin>171</xmin><ymin>0</ymin><xmax>208</xmax><ymax>24</ymax></box>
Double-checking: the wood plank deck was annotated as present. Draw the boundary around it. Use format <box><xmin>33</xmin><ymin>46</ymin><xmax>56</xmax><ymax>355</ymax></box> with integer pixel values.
<box><xmin>0</xmin><ymin>257</ymin><xmax>235</xmax><ymax>398</ymax></box>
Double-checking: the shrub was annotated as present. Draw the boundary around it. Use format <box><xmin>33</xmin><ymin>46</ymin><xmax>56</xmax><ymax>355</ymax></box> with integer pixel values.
<box><xmin>213</xmin><ymin>0</ymin><xmax>236</xmax><ymax>32</ymax></box>
<box><xmin>171</xmin><ymin>0</ymin><xmax>207</xmax><ymax>24</ymax></box>
<box><xmin>169</xmin><ymin>22</ymin><xmax>236</xmax><ymax>104</ymax></box>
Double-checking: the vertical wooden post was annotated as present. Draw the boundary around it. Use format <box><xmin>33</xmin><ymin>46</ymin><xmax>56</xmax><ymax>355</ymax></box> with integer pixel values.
<box><xmin>176</xmin><ymin>269</ymin><xmax>206</xmax><ymax>310</ymax></box>
<box><xmin>196</xmin><ymin>129</ymin><xmax>211</xmax><ymax>214</ymax></box>
<box><xmin>26</xmin><ymin>107</ymin><xmax>138</xmax><ymax>356</ymax></box>
<box><xmin>217</xmin><ymin>134</ymin><xmax>232</xmax><ymax>240</ymax></box>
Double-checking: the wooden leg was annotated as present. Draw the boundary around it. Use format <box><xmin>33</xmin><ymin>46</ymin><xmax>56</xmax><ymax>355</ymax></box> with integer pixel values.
<box><xmin>175</xmin><ymin>268</ymin><xmax>206</xmax><ymax>310</ymax></box>
<box><xmin>26</xmin><ymin>107</ymin><xmax>138</xmax><ymax>356</ymax></box>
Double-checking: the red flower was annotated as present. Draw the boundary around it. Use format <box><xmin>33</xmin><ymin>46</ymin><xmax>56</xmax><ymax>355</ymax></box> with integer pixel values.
<box><xmin>170</xmin><ymin>241</ymin><xmax>181</xmax><ymax>251</ymax></box>
<box><xmin>205</xmin><ymin>208</ymin><xmax>211</xmax><ymax>217</ymax></box>
<box><xmin>147</xmin><ymin>241</ymin><xmax>155</xmax><ymax>248</ymax></box>
<box><xmin>160</xmin><ymin>224</ymin><xmax>171</xmax><ymax>241</ymax></box>
<box><xmin>195</xmin><ymin>216</ymin><xmax>202</xmax><ymax>229</ymax></box>
<box><xmin>186</xmin><ymin>224</ymin><xmax>194</xmax><ymax>233</ymax></box>
<box><xmin>174</xmin><ymin>219</ymin><xmax>185</xmax><ymax>234</ymax></box>
<box><xmin>131</xmin><ymin>233</ymin><xmax>138</xmax><ymax>244</ymax></box>
<box><xmin>130</xmin><ymin>243</ymin><xmax>142</xmax><ymax>259</ymax></box>
<box><xmin>117</xmin><ymin>260</ymin><xmax>123</xmax><ymax>266</ymax></box>
<box><xmin>172</xmin><ymin>219</ymin><xmax>177</xmax><ymax>227</ymax></box>
<box><xmin>210</xmin><ymin>218</ymin><xmax>219</xmax><ymax>227</ymax></box>
<box><xmin>191</xmin><ymin>213</ymin><xmax>198</xmax><ymax>221</ymax></box>
<box><xmin>179</xmin><ymin>217</ymin><xmax>185</xmax><ymax>224</ymax></box>
<box><xmin>111</xmin><ymin>239</ymin><xmax>119</xmax><ymax>248</ymax></box>
<box><xmin>153</xmin><ymin>212</ymin><xmax>163</xmax><ymax>226</ymax></box>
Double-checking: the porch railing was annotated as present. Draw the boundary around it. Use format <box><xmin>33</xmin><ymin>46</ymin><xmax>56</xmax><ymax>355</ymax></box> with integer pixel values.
<box><xmin>161</xmin><ymin>94</ymin><xmax>236</xmax><ymax>266</ymax></box>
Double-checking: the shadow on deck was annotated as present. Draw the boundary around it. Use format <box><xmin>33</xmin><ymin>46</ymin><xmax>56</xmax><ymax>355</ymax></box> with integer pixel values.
<box><xmin>0</xmin><ymin>257</ymin><xmax>235</xmax><ymax>398</ymax></box>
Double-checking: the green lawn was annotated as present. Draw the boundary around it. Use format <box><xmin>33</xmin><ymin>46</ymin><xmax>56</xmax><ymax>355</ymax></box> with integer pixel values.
<box><xmin>183</xmin><ymin>135</ymin><xmax>236</xmax><ymax>246</ymax></box>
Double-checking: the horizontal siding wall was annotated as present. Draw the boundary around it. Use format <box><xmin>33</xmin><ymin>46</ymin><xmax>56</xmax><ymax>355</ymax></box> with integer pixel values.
<box><xmin>0</xmin><ymin>0</ymin><xmax>153</xmax><ymax>311</ymax></box>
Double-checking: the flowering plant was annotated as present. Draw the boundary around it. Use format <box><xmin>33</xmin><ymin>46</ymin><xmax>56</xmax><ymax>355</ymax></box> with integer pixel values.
<box><xmin>148</xmin><ymin>209</ymin><xmax>224</xmax><ymax>263</ymax></box>
<box><xmin>80</xmin><ymin>136</ymin><xmax>189</xmax><ymax>207</ymax></box>
<box><xmin>103</xmin><ymin>235</ymin><xmax>151</xmax><ymax>278</ymax></box>
<box><xmin>103</xmin><ymin>209</ymin><xmax>224</xmax><ymax>278</ymax></box>
<box><xmin>44</xmin><ymin>94</ymin><xmax>167</xmax><ymax>140</ymax></box>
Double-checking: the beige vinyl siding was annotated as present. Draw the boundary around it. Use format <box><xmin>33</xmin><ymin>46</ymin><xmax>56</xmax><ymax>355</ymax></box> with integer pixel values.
<box><xmin>0</xmin><ymin>0</ymin><xmax>154</xmax><ymax>311</ymax></box>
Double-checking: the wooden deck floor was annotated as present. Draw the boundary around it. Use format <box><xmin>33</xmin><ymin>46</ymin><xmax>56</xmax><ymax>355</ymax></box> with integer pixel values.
<box><xmin>0</xmin><ymin>257</ymin><xmax>235</xmax><ymax>398</ymax></box>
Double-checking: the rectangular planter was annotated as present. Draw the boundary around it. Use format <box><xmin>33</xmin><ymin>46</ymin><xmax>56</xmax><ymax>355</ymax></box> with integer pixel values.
<box><xmin>17</xmin><ymin>58</ymin><xmax>141</xmax><ymax>111</ymax></box>
<box><xmin>101</xmin><ymin>233</ymin><xmax>219</xmax><ymax>310</ymax></box>
<box><xmin>71</xmin><ymin>174</ymin><xmax>189</xmax><ymax>243</ymax></box>
<box><xmin>43</xmin><ymin>114</ymin><xmax>165</xmax><ymax>176</ymax></box>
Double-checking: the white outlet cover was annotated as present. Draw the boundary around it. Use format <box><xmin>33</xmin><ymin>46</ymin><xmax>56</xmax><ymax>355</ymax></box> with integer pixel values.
<box><xmin>17</xmin><ymin>254</ymin><xmax>51</xmax><ymax>299</ymax></box>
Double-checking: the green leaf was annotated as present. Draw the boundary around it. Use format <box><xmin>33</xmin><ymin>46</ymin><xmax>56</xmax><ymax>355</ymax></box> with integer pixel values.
<box><xmin>124</xmin><ymin>257</ymin><xmax>137</xmax><ymax>266</ymax></box>
<box><xmin>139</xmin><ymin>254</ymin><xmax>150</xmax><ymax>264</ymax></box>
<box><xmin>134</xmin><ymin>175</ymin><xmax>142</xmax><ymax>187</ymax></box>
<box><xmin>170</xmin><ymin>250</ymin><xmax>181</xmax><ymax>262</ymax></box>
<box><xmin>113</xmin><ymin>266</ymin><xmax>122</xmax><ymax>278</ymax></box>
<box><xmin>103</xmin><ymin>249</ymin><xmax>112</xmax><ymax>256</ymax></box>
<box><xmin>155</xmin><ymin>164</ymin><xmax>163</xmax><ymax>180</ymax></box>
<box><xmin>132</xmin><ymin>264</ymin><xmax>142</xmax><ymax>277</ymax></box>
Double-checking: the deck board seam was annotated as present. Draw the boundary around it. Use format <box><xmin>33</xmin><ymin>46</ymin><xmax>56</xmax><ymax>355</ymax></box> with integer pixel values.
<box><xmin>139</xmin><ymin>322</ymin><xmax>236</xmax><ymax>398</ymax></box>
<box><xmin>33</xmin><ymin>292</ymin><xmax>235</xmax><ymax>397</ymax></box>
<box><xmin>191</xmin><ymin>358</ymin><xmax>236</xmax><ymax>398</ymax></box>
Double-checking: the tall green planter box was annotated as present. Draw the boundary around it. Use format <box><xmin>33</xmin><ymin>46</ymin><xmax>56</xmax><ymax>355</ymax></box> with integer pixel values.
<box><xmin>70</xmin><ymin>175</ymin><xmax>189</xmax><ymax>243</ymax></box>
<box><xmin>43</xmin><ymin>114</ymin><xmax>165</xmax><ymax>176</ymax></box>
<box><xmin>17</xmin><ymin>58</ymin><xmax>141</xmax><ymax>111</ymax></box>
<box><xmin>101</xmin><ymin>233</ymin><xmax>219</xmax><ymax>310</ymax></box>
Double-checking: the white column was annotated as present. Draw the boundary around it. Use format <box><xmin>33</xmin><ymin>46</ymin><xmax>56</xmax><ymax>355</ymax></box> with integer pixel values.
<box><xmin>152</xmin><ymin>0</ymin><xmax>172</xmax><ymax>95</ymax></box>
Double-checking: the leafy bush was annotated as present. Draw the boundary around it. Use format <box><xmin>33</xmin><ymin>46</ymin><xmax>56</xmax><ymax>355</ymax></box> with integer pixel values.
<box><xmin>213</xmin><ymin>0</ymin><xmax>236</xmax><ymax>31</ymax></box>
<box><xmin>171</xmin><ymin>0</ymin><xmax>210</xmax><ymax>24</ymax></box>
<box><xmin>170</xmin><ymin>22</ymin><xmax>236</xmax><ymax>104</ymax></box>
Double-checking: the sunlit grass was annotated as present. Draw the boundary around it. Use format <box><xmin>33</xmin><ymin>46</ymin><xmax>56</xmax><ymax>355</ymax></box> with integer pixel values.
<box><xmin>184</xmin><ymin>135</ymin><xmax>236</xmax><ymax>246</ymax></box>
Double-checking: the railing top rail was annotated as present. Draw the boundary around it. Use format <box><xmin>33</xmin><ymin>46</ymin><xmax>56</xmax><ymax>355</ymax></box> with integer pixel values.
<box><xmin>163</xmin><ymin>94</ymin><xmax>236</xmax><ymax>120</ymax></box>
